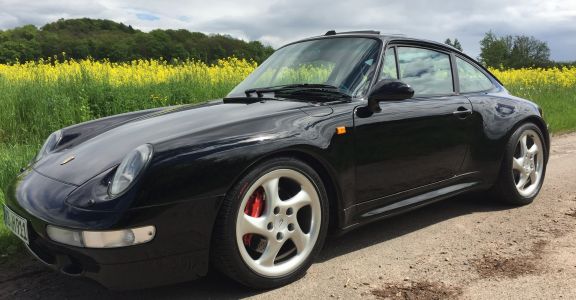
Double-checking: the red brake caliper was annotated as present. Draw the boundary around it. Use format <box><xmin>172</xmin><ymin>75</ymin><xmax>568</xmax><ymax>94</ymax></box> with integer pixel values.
<box><xmin>243</xmin><ymin>187</ymin><xmax>265</xmax><ymax>247</ymax></box>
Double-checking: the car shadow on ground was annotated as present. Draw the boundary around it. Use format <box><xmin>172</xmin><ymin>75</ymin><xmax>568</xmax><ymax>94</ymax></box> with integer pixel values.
<box><xmin>3</xmin><ymin>193</ymin><xmax>514</xmax><ymax>299</ymax></box>
<box><xmin>318</xmin><ymin>192</ymin><xmax>512</xmax><ymax>263</ymax></box>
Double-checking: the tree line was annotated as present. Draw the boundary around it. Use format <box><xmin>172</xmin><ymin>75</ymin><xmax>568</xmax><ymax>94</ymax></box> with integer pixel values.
<box><xmin>0</xmin><ymin>18</ymin><xmax>573</xmax><ymax>69</ymax></box>
<box><xmin>0</xmin><ymin>18</ymin><xmax>274</xmax><ymax>64</ymax></box>
<box><xmin>446</xmin><ymin>31</ymin><xmax>575</xmax><ymax>69</ymax></box>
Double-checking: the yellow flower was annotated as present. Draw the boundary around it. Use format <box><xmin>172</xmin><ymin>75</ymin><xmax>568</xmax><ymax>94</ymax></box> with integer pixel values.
<box><xmin>489</xmin><ymin>67</ymin><xmax>576</xmax><ymax>88</ymax></box>
<box><xmin>0</xmin><ymin>58</ymin><xmax>258</xmax><ymax>87</ymax></box>
<box><xmin>1</xmin><ymin>58</ymin><xmax>573</xmax><ymax>92</ymax></box>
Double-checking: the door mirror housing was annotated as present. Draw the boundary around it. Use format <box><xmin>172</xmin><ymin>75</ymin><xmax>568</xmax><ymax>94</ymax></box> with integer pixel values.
<box><xmin>367</xmin><ymin>80</ymin><xmax>414</xmax><ymax>112</ymax></box>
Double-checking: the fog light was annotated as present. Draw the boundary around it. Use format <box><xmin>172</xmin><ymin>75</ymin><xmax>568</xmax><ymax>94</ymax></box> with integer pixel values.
<box><xmin>46</xmin><ymin>225</ymin><xmax>155</xmax><ymax>248</ymax></box>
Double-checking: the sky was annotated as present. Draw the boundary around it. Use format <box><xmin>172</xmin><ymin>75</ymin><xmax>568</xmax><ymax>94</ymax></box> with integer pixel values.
<box><xmin>1</xmin><ymin>0</ymin><xmax>575</xmax><ymax>61</ymax></box>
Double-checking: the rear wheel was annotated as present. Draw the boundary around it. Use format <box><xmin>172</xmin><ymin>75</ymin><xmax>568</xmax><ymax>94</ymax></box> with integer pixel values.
<box><xmin>493</xmin><ymin>123</ymin><xmax>547</xmax><ymax>205</ymax></box>
<box><xmin>212</xmin><ymin>157</ymin><xmax>329</xmax><ymax>289</ymax></box>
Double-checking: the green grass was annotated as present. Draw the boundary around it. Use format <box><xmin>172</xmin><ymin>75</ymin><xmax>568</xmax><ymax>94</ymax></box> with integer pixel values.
<box><xmin>506</xmin><ymin>84</ymin><xmax>576</xmax><ymax>134</ymax></box>
<box><xmin>0</xmin><ymin>144</ymin><xmax>37</xmax><ymax>260</ymax></box>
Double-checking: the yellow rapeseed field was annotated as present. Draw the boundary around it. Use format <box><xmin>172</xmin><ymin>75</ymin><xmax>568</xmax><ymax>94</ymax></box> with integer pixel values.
<box><xmin>489</xmin><ymin>67</ymin><xmax>576</xmax><ymax>88</ymax></box>
<box><xmin>0</xmin><ymin>57</ymin><xmax>257</xmax><ymax>86</ymax></box>
<box><xmin>1</xmin><ymin>57</ymin><xmax>574</xmax><ymax>89</ymax></box>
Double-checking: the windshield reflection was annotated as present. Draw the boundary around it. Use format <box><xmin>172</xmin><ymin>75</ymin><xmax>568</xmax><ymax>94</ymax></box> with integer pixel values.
<box><xmin>228</xmin><ymin>38</ymin><xmax>381</xmax><ymax>98</ymax></box>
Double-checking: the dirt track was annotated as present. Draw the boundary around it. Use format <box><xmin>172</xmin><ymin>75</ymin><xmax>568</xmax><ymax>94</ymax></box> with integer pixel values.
<box><xmin>1</xmin><ymin>133</ymin><xmax>576</xmax><ymax>299</ymax></box>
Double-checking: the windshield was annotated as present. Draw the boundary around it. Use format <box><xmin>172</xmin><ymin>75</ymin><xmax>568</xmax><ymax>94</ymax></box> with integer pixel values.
<box><xmin>227</xmin><ymin>37</ymin><xmax>381</xmax><ymax>99</ymax></box>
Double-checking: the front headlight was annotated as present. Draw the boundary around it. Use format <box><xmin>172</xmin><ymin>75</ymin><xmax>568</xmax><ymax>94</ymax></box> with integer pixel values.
<box><xmin>108</xmin><ymin>144</ymin><xmax>153</xmax><ymax>197</ymax></box>
<box><xmin>35</xmin><ymin>130</ymin><xmax>63</xmax><ymax>162</ymax></box>
<box><xmin>46</xmin><ymin>225</ymin><xmax>156</xmax><ymax>248</ymax></box>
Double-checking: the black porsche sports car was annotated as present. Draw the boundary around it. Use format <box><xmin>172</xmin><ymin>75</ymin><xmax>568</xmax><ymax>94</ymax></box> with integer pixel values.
<box><xmin>4</xmin><ymin>30</ymin><xmax>549</xmax><ymax>290</ymax></box>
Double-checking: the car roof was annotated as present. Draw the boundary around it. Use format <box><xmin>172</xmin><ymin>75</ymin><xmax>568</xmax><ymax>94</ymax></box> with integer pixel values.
<box><xmin>283</xmin><ymin>30</ymin><xmax>502</xmax><ymax>85</ymax></box>
<box><xmin>287</xmin><ymin>30</ymin><xmax>461</xmax><ymax>53</ymax></box>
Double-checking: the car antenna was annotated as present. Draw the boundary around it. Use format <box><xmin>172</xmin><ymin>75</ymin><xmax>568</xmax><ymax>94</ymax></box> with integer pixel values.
<box><xmin>324</xmin><ymin>30</ymin><xmax>337</xmax><ymax>36</ymax></box>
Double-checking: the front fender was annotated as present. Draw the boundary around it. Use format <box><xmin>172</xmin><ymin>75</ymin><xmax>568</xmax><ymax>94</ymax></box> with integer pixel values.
<box><xmin>139</xmin><ymin>138</ymin><xmax>335</xmax><ymax>209</ymax></box>
<box><xmin>133</xmin><ymin>103</ymin><xmax>356</xmax><ymax>229</ymax></box>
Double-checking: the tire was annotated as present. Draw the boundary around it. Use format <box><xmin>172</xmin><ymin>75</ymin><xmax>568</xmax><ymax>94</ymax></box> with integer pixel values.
<box><xmin>211</xmin><ymin>157</ymin><xmax>329</xmax><ymax>289</ymax></box>
<box><xmin>493</xmin><ymin>123</ymin><xmax>547</xmax><ymax>205</ymax></box>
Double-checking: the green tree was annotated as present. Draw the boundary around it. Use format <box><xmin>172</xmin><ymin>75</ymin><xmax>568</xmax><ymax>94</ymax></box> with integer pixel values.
<box><xmin>479</xmin><ymin>31</ymin><xmax>550</xmax><ymax>68</ymax></box>
<box><xmin>0</xmin><ymin>25</ymin><xmax>41</xmax><ymax>62</ymax></box>
<box><xmin>444</xmin><ymin>38</ymin><xmax>463</xmax><ymax>51</ymax></box>
<box><xmin>0</xmin><ymin>18</ymin><xmax>275</xmax><ymax>64</ymax></box>
<box><xmin>508</xmin><ymin>35</ymin><xmax>550</xmax><ymax>68</ymax></box>
<box><xmin>452</xmin><ymin>39</ymin><xmax>463</xmax><ymax>51</ymax></box>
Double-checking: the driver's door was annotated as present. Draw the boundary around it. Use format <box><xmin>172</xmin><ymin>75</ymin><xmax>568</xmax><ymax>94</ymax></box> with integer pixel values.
<box><xmin>353</xmin><ymin>45</ymin><xmax>474</xmax><ymax>203</ymax></box>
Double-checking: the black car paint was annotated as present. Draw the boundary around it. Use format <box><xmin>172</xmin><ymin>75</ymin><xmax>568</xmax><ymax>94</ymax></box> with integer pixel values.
<box><xmin>5</xmin><ymin>34</ymin><xmax>549</xmax><ymax>289</ymax></box>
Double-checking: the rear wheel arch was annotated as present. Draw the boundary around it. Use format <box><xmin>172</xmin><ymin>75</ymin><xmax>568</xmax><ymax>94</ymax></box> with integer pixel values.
<box><xmin>495</xmin><ymin>117</ymin><xmax>549</xmax><ymax>177</ymax></box>
<box><xmin>503</xmin><ymin>116</ymin><xmax>550</xmax><ymax>162</ymax></box>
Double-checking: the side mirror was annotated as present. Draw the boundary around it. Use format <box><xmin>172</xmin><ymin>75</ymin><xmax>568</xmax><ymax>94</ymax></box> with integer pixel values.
<box><xmin>367</xmin><ymin>80</ymin><xmax>414</xmax><ymax>112</ymax></box>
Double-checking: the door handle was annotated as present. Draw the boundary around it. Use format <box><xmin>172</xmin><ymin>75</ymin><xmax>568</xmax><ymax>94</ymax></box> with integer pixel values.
<box><xmin>452</xmin><ymin>107</ymin><xmax>472</xmax><ymax>119</ymax></box>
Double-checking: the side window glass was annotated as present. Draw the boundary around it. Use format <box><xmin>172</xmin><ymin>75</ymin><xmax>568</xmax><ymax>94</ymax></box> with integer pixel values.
<box><xmin>397</xmin><ymin>47</ymin><xmax>453</xmax><ymax>95</ymax></box>
<box><xmin>379</xmin><ymin>48</ymin><xmax>398</xmax><ymax>80</ymax></box>
<box><xmin>456</xmin><ymin>57</ymin><xmax>494</xmax><ymax>93</ymax></box>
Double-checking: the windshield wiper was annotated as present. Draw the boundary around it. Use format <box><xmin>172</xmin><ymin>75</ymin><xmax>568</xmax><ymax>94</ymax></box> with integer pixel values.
<box><xmin>245</xmin><ymin>83</ymin><xmax>339</xmax><ymax>96</ymax></box>
<box><xmin>275</xmin><ymin>88</ymin><xmax>352</xmax><ymax>101</ymax></box>
<box><xmin>244</xmin><ymin>84</ymin><xmax>351</xmax><ymax>101</ymax></box>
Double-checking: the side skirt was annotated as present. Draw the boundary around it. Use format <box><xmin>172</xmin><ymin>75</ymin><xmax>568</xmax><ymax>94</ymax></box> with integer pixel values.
<box><xmin>339</xmin><ymin>172</ymin><xmax>484</xmax><ymax>234</ymax></box>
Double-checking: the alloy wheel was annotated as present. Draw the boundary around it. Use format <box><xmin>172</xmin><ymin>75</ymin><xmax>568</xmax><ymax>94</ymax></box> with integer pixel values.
<box><xmin>512</xmin><ymin>129</ymin><xmax>544</xmax><ymax>197</ymax></box>
<box><xmin>235</xmin><ymin>169</ymin><xmax>322</xmax><ymax>277</ymax></box>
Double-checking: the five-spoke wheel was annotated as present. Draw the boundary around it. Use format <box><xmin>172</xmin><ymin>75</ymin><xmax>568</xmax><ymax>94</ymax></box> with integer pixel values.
<box><xmin>511</xmin><ymin>129</ymin><xmax>544</xmax><ymax>198</ymax></box>
<box><xmin>236</xmin><ymin>169</ymin><xmax>322</xmax><ymax>277</ymax></box>
<box><xmin>212</xmin><ymin>158</ymin><xmax>328</xmax><ymax>289</ymax></box>
<box><xmin>494</xmin><ymin>123</ymin><xmax>547</xmax><ymax>205</ymax></box>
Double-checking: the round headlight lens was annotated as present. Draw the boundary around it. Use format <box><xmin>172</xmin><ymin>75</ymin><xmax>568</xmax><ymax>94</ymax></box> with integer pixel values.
<box><xmin>35</xmin><ymin>130</ymin><xmax>63</xmax><ymax>162</ymax></box>
<box><xmin>109</xmin><ymin>144</ymin><xmax>153</xmax><ymax>197</ymax></box>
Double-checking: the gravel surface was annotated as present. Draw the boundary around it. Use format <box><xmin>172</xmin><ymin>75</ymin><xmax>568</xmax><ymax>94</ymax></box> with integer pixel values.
<box><xmin>2</xmin><ymin>133</ymin><xmax>576</xmax><ymax>300</ymax></box>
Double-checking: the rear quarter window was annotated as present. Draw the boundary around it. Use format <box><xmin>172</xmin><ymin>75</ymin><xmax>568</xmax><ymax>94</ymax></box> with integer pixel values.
<box><xmin>456</xmin><ymin>57</ymin><xmax>494</xmax><ymax>93</ymax></box>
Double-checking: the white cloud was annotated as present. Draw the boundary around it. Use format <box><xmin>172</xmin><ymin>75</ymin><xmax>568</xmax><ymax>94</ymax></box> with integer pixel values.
<box><xmin>0</xmin><ymin>0</ymin><xmax>574</xmax><ymax>60</ymax></box>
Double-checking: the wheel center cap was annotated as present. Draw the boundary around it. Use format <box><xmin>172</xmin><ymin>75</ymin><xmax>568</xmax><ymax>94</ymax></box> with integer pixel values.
<box><xmin>276</xmin><ymin>217</ymin><xmax>286</xmax><ymax>230</ymax></box>
<box><xmin>523</xmin><ymin>160</ymin><xmax>532</xmax><ymax>172</ymax></box>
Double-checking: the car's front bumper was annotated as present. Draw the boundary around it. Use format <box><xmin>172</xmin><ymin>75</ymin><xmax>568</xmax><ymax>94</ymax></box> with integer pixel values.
<box><xmin>24</xmin><ymin>235</ymin><xmax>207</xmax><ymax>290</ymax></box>
<box><xmin>4</xmin><ymin>170</ymin><xmax>223</xmax><ymax>290</ymax></box>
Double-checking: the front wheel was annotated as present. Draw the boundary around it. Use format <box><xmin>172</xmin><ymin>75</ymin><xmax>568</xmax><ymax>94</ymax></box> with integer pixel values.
<box><xmin>212</xmin><ymin>157</ymin><xmax>329</xmax><ymax>289</ymax></box>
<box><xmin>493</xmin><ymin>123</ymin><xmax>547</xmax><ymax>205</ymax></box>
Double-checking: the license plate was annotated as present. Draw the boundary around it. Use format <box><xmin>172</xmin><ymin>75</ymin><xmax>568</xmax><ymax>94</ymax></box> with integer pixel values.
<box><xmin>3</xmin><ymin>205</ymin><xmax>29</xmax><ymax>244</ymax></box>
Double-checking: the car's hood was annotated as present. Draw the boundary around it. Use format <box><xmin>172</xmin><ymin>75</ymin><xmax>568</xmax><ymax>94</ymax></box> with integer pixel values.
<box><xmin>33</xmin><ymin>99</ymin><xmax>315</xmax><ymax>186</ymax></box>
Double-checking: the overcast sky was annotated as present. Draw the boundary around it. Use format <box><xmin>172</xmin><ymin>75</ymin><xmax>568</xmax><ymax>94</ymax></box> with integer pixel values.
<box><xmin>1</xmin><ymin>0</ymin><xmax>575</xmax><ymax>61</ymax></box>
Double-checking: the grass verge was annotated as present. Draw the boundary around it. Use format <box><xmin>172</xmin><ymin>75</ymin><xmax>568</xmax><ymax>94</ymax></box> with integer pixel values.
<box><xmin>0</xmin><ymin>144</ymin><xmax>37</xmax><ymax>261</ymax></box>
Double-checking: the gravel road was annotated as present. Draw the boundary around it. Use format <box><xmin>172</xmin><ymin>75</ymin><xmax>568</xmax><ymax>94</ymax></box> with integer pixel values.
<box><xmin>2</xmin><ymin>133</ymin><xmax>576</xmax><ymax>300</ymax></box>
